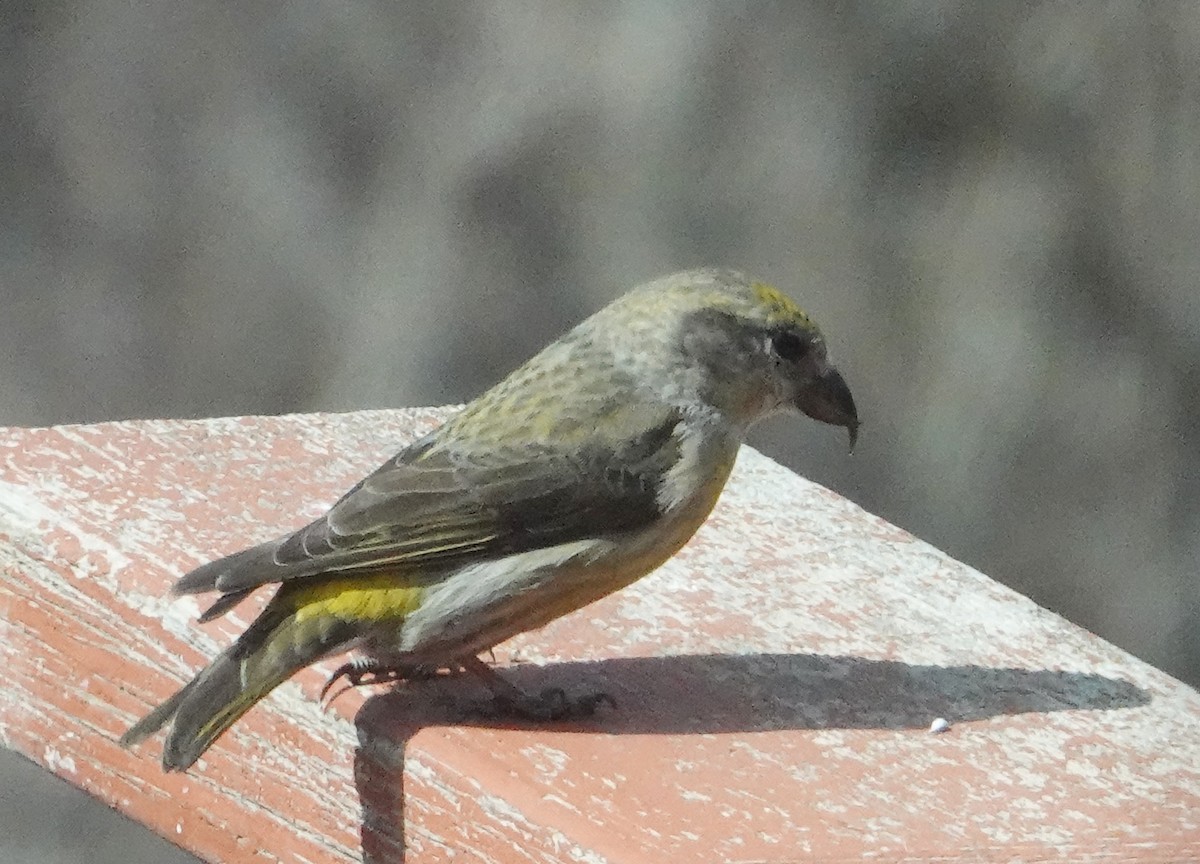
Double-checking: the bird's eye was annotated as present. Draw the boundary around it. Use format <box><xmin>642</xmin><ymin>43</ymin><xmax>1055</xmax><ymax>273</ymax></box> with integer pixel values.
<box><xmin>771</xmin><ymin>331</ymin><xmax>809</xmax><ymax>363</ymax></box>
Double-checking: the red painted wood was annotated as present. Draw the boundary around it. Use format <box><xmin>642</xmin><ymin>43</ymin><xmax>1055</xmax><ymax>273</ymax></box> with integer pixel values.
<box><xmin>0</xmin><ymin>410</ymin><xmax>1196</xmax><ymax>862</ymax></box>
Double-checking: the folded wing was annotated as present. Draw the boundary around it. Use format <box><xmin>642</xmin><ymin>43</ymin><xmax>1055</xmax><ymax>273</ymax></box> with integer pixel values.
<box><xmin>173</xmin><ymin>404</ymin><xmax>685</xmax><ymax>619</ymax></box>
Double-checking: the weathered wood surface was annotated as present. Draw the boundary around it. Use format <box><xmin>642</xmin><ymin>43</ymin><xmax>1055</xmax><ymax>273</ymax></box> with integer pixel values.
<box><xmin>0</xmin><ymin>409</ymin><xmax>1196</xmax><ymax>862</ymax></box>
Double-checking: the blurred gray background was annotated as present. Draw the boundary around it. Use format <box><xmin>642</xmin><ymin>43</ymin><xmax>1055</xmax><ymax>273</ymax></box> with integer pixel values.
<box><xmin>2</xmin><ymin>2</ymin><xmax>1197</xmax><ymax>862</ymax></box>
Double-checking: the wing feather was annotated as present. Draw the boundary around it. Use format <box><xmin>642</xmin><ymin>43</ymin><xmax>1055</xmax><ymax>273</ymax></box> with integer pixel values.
<box><xmin>175</xmin><ymin>404</ymin><xmax>685</xmax><ymax>614</ymax></box>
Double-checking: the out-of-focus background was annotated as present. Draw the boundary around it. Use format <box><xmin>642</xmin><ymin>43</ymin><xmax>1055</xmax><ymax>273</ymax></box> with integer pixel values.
<box><xmin>1</xmin><ymin>3</ymin><xmax>1196</xmax><ymax>862</ymax></box>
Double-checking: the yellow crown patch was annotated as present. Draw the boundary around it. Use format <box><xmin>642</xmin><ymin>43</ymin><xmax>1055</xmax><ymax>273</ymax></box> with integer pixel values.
<box><xmin>752</xmin><ymin>282</ymin><xmax>812</xmax><ymax>327</ymax></box>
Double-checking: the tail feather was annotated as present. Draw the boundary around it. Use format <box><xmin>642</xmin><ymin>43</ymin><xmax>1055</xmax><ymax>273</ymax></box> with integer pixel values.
<box><xmin>122</xmin><ymin>602</ymin><xmax>358</xmax><ymax>771</ymax></box>
<box><xmin>161</xmin><ymin>652</ymin><xmax>288</xmax><ymax>771</ymax></box>
<box><xmin>119</xmin><ymin>680</ymin><xmax>195</xmax><ymax>749</ymax></box>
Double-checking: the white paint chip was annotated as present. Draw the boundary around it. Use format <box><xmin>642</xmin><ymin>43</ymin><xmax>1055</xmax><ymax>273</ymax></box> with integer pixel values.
<box><xmin>43</xmin><ymin>746</ymin><xmax>76</xmax><ymax>774</ymax></box>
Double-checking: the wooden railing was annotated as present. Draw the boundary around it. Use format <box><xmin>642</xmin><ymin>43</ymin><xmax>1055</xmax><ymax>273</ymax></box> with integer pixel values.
<box><xmin>0</xmin><ymin>409</ymin><xmax>1194</xmax><ymax>862</ymax></box>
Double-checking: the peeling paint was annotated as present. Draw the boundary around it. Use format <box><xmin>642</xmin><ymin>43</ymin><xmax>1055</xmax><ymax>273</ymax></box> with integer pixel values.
<box><xmin>0</xmin><ymin>411</ymin><xmax>1196</xmax><ymax>862</ymax></box>
<box><xmin>43</xmin><ymin>745</ymin><xmax>76</xmax><ymax>775</ymax></box>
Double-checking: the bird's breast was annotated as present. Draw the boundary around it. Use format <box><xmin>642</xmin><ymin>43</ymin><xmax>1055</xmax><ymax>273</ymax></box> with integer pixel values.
<box><xmin>392</xmin><ymin>428</ymin><xmax>742</xmax><ymax>659</ymax></box>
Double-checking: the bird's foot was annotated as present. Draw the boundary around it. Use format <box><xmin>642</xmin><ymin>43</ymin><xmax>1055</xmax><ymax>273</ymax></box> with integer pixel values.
<box><xmin>320</xmin><ymin>658</ymin><xmax>445</xmax><ymax>707</ymax></box>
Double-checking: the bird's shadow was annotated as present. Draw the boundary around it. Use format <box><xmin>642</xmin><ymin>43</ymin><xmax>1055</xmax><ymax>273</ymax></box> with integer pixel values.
<box><xmin>351</xmin><ymin>651</ymin><xmax>1150</xmax><ymax>862</ymax></box>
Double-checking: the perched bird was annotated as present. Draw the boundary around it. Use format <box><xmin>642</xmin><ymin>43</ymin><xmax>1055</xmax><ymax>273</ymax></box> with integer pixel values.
<box><xmin>121</xmin><ymin>268</ymin><xmax>858</xmax><ymax>771</ymax></box>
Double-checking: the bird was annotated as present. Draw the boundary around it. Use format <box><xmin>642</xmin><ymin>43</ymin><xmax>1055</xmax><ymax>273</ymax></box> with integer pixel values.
<box><xmin>120</xmin><ymin>268</ymin><xmax>858</xmax><ymax>771</ymax></box>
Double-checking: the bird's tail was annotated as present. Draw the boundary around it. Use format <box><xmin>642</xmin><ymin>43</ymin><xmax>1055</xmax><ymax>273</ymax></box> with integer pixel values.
<box><xmin>120</xmin><ymin>597</ymin><xmax>358</xmax><ymax>771</ymax></box>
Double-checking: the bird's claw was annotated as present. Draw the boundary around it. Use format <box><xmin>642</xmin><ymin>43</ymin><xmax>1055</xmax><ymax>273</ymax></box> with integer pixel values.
<box><xmin>319</xmin><ymin>659</ymin><xmax>429</xmax><ymax>708</ymax></box>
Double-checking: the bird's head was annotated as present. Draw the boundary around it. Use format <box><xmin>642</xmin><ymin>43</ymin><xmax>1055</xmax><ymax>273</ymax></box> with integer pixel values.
<box><xmin>609</xmin><ymin>269</ymin><xmax>859</xmax><ymax>448</ymax></box>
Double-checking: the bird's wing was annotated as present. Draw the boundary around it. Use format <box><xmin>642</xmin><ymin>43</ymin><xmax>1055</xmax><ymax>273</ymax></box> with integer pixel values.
<box><xmin>174</xmin><ymin>402</ymin><xmax>686</xmax><ymax>609</ymax></box>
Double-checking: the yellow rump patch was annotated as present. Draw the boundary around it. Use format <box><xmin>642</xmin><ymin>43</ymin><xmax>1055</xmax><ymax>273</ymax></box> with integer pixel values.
<box><xmin>752</xmin><ymin>282</ymin><xmax>812</xmax><ymax>327</ymax></box>
<box><xmin>290</xmin><ymin>574</ymin><xmax>424</xmax><ymax>623</ymax></box>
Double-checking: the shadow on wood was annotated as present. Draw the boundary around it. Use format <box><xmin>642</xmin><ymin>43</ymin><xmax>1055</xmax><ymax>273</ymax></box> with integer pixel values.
<box><xmin>352</xmin><ymin>651</ymin><xmax>1150</xmax><ymax>861</ymax></box>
